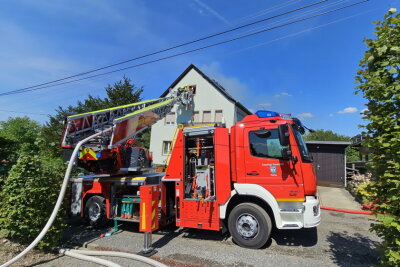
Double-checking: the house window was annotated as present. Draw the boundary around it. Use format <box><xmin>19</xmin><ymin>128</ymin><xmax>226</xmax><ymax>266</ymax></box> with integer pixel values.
<box><xmin>203</xmin><ymin>111</ymin><xmax>211</xmax><ymax>122</ymax></box>
<box><xmin>162</xmin><ymin>141</ymin><xmax>172</xmax><ymax>155</ymax></box>
<box><xmin>215</xmin><ymin>110</ymin><xmax>223</xmax><ymax>122</ymax></box>
<box><xmin>193</xmin><ymin>111</ymin><xmax>200</xmax><ymax>123</ymax></box>
<box><xmin>165</xmin><ymin>112</ymin><xmax>175</xmax><ymax>125</ymax></box>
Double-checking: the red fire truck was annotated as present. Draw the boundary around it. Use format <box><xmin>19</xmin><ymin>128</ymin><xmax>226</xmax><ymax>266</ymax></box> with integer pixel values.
<box><xmin>64</xmin><ymin>86</ymin><xmax>320</xmax><ymax>250</ymax></box>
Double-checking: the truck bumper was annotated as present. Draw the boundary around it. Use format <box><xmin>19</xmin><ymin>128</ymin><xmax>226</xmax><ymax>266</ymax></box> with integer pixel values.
<box><xmin>303</xmin><ymin>195</ymin><xmax>321</xmax><ymax>228</ymax></box>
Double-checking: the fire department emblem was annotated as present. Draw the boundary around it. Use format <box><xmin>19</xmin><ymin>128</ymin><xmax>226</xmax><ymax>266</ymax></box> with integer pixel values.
<box><xmin>270</xmin><ymin>166</ymin><xmax>277</xmax><ymax>174</ymax></box>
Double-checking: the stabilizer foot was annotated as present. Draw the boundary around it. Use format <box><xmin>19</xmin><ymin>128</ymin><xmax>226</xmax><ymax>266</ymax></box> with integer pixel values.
<box><xmin>138</xmin><ymin>248</ymin><xmax>157</xmax><ymax>257</ymax></box>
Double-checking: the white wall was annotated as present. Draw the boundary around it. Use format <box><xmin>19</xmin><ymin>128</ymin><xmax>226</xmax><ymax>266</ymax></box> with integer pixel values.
<box><xmin>150</xmin><ymin>68</ymin><xmax>238</xmax><ymax>165</ymax></box>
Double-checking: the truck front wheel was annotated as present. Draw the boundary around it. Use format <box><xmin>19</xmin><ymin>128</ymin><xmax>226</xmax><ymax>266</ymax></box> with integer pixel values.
<box><xmin>228</xmin><ymin>203</ymin><xmax>272</xmax><ymax>249</ymax></box>
<box><xmin>84</xmin><ymin>195</ymin><xmax>108</xmax><ymax>228</ymax></box>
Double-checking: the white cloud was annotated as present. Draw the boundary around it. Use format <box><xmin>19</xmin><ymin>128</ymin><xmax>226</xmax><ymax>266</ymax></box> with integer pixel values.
<box><xmin>338</xmin><ymin>107</ymin><xmax>358</xmax><ymax>114</ymax></box>
<box><xmin>329</xmin><ymin>113</ymin><xmax>334</xmax><ymax>117</ymax></box>
<box><xmin>360</xmin><ymin>108</ymin><xmax>368</xmax><ymax>114</ymax></box>
<box><xmin>274</xmin><ymin>92</ymin><xmax>292</xmax><ymax>97</ymax></box>
<box><xmin>297</xmin><ymin>112</ymin><xmax>313</xmax><ymax>118</ymax></box>
<box><xmin>193</xmin><ymin>0</ymin><xmax>231</xmax><ymax>25</ymax></box>
<box><xmin>201</xmin><ymin>62</ymin><xmax>249</xmax><ymax>100</ymax></box>
<box><xmin>281</xmin><ymin>92</ymin><xmax>292</xmax><ymax>96</ymax></box>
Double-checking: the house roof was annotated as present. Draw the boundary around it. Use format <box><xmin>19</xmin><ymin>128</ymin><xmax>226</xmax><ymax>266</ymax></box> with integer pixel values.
<box><xmin>306</xmin><ymin>141</ymin><xmax>351</xmax><ymax>147</ymax></box>
<box><xmin>160</xmin><ymin>64</ymin><xmax>252</xmax><ymax>115</ymax></box>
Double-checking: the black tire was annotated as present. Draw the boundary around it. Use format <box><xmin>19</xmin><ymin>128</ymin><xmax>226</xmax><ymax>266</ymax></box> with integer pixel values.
<box><xmin>228</xmin><ymin>203</ymin><xmax>272</xmax><ymax>249</ymax></box>
<box><xmin>84</xmin><ymin>195</ymin><xmax>108</xmax><ymax>228</ymax></box>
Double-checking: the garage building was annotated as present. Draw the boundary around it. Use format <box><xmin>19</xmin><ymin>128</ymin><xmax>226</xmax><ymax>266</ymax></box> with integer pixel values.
<box><xmin>306</xmin><ymin>141</ymin><xmax>351</xmax><ymax>187</ymax></box>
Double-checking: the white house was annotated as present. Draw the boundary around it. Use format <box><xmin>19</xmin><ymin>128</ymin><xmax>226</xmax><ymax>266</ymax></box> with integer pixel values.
<box><xmin>149</xmin><ymin>64</ymin><xmax>251</xmax><ymax>165</ymax></box>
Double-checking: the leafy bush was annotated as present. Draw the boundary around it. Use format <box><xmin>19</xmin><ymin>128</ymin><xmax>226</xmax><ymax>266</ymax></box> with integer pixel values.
<box><xmin>355</xmin><ymin>9</ymin><xmax>400</xmax><ymax>265</ymax></box>
<box><xmin>0</xmin><ymin>162</ymin><xmax>13</xmax><ymax>189</ymax></box>
<box><xmin>347</xmin><ymin>173</ymin><xmax>375</xmax><ymax>204</ymax></box>
<box><xmin>0</xmin><ymin>153</ymin><xmax>66</xmax><ymax>250</ymax></box>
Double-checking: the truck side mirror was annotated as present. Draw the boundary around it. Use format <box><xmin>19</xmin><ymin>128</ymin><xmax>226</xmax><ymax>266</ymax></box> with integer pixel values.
<box><xmin>278</xmin><ymin>124</ymin><xmax>290</xmax><ymax>146</ymax></box>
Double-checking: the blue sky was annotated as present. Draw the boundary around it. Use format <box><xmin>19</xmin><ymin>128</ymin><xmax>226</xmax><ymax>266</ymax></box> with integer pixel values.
<box><xmin>0</xmin><ymin>0</ymin><xmax>397</xmax><ymax>137</ymax></box>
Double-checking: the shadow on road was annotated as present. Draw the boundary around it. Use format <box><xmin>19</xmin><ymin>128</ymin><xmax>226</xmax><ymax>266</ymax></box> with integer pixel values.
<box><xmin>152</xmin><ymin>225</ymin><xmax>185</xmax><ymax>249</ymax></box>
<box><xmin>153</xmin><ymin>226</ymin><xmax>230</xmax><ymax>249</ymax></box>
<box><xmin>180</xmin><ymin>228</ymin><xmax>229</xmax><ymax>241</ymax></box>
<box><xmin>61</xmin><ymin>218</ymin><xmax>112</xmax><ymax>247</ymax></box>
<box><xmin>327</xmin><ymin>231</ymin><xmax>380</xmax><ymax>266</ymax></box>
<box><xmin>62</xmin><ymin>219</ymin><xmax>318</xmax><ymax>251</ymax></box>
<box><xmin>270</xmin><ymin>227</ymin><xmax>318</xmax><ymax>247</ymax></box>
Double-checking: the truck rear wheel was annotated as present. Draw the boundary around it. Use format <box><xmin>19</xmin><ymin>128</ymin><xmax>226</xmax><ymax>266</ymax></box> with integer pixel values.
<box><xmin>228</xmin><ymin>203</ymin><xmax>272</xmax><ymax>249</ymax></box>
<box><xmin>84</xmin><ymin>195</ymin><xmax>108</xmax><ymax>228</ymax></box>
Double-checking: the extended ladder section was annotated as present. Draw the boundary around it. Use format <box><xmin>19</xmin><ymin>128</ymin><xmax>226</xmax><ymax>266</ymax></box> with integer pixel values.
<box><xmin>61</xmin><ymin>85</ymin><xmax>195</xmax><ymax>149</ymax></box>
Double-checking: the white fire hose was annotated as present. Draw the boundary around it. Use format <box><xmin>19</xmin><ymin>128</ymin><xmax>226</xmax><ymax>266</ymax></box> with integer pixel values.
<box><xmin>1</xmin><ymin>129</ymin><xmax>167</xmax><ymax>267</ymax></box>
<box><xmin>60</xmin><ymin>249</ymin><xmax>168</xmax><ymax>267</ymax></box>
<box><xmin>60</xmin><ymin>249</ymin><xmax>122</xmax><ymax>267</ymax></box>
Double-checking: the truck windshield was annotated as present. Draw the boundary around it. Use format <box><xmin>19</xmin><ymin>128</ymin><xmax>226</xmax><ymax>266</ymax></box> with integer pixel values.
<box><xmin>292</xmin><ymin>126</ymin><xmax>313</xmax><ymax>163</ymax></box>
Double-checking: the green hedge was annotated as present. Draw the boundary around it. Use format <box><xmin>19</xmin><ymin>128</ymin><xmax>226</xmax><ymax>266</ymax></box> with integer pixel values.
<box><xmin>0</xmin><ymin>155</ymin><xmax>66</xmax><ymax>250</ymax></box>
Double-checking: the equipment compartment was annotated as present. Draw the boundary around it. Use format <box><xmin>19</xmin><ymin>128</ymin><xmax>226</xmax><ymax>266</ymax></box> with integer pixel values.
<box><xmin>184</xmin><ymin>134</ymin><xmax>216</xmax><ymax>201</ymax></box>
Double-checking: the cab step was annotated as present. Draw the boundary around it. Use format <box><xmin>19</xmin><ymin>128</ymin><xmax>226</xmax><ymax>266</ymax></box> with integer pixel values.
<box><xmin>282</xmin><ymin>223</ymin><xmax>302</xmax><ymax>229</ymax></box>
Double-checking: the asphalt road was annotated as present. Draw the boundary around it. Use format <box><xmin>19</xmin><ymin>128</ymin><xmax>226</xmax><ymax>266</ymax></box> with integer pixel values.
<box><xmin>34</xmin><ymin>207</ymin><xmax>381</xmax><ymax>267</ymax></box>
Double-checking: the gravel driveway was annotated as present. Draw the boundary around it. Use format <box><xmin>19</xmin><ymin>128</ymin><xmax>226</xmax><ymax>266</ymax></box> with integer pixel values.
<box><xmin>33</xmin><ymin>187</ymin><xmax>381</xmax><ymax>267</ymax></box>
<box><xmin>35</xmin><ymin>212</ymin><xmax>381</xmax><ymax>267</ymax></box>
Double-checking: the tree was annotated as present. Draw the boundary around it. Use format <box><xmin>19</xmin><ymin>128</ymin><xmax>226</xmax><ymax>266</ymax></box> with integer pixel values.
<box><xmin>355</xmin><ymin>9</ymin><xmax>400</xmax><ymax>265</ymax></box>
<box><xmin>304</xmin><ymin>129</ymin><xmax>359</xmax><ymax>162</ymax></box>
<box><xmin>0</xmin><ymin>117</ymin><xmax>41</xmax><ymax>161</ymax></box>
<box><xmin>304</xmin><ymin>129</ymin><xmax>350</xmax><ymax>141</ymax></box>
<box><xmin>42</xmin><ymin>76</ymin><xmax>149</xmax><ymax>157</ymax></box>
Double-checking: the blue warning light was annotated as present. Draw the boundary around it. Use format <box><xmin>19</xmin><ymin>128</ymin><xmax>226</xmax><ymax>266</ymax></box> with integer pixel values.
<box><xmin>255</xmin><ymin>110</ymin><xmax>280</xmax><ymax>118</ymax></box>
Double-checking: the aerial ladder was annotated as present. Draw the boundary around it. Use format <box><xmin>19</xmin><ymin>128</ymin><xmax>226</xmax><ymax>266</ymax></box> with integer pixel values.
<box><xmin>61</xmin><ymin>85</ymin><xmax>195</xmax><ymax>174</ymax></box>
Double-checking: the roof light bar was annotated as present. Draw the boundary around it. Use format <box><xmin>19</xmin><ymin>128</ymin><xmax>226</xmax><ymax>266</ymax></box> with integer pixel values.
<box><xmin>255</xmin><ymin>110</ymin><xmax>280</xmax><ymax>118</ymax></box>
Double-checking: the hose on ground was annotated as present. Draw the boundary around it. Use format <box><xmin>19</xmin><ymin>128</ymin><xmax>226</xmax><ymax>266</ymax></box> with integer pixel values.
<box><xmin>1</xmin><ymin>129</ymin><xmax>112</xmax><ymax>267</ymax></box>
<box><xmin>68</xmin><ymin>249</ymin><xmax>169</xmax><ymax>267</ymax></box>
<box><xmin>321</xmin><ymin>206</ymin><xmax>373</xmax><ymax>215</ymax></box>
<box><xmin>60</xmin><ymin>249</ymin><xmax>122</xmax><ymax>267</ymax></box>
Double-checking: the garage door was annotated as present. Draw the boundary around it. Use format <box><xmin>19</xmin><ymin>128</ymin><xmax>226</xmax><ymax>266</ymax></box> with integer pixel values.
<box><xmin>308</xmin><ymin>145</ymin><xmax>345</xmax><ymax>187</ymax></box>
